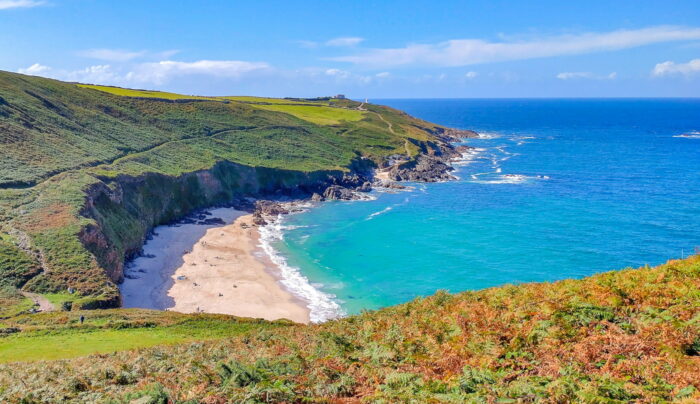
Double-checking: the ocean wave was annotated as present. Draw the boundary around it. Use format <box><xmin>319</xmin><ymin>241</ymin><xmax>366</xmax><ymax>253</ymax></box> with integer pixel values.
<box><xmin>258</xmin><ymin>216</ymin><xmax>345</xmax><ymax>323</ymax></box>
<box><xmin>366</xmin><ymin>206</ymin><xmax>393</xmax><ymax>220</ymax></box>
<box><xmin>674</xmin><ymin>131</ymin><xmax>700</xmax><ymax>139</ymax></box>
<box><xmin>477</xmin><ymin>132</ymin><xmax>501</xmax><ymax>139</ymax></box>
<box><xmin>451</xmin><ymin>148</ymin><xmax>485</xmax><ymax>166</ymax></box>
<box><xmin>470</xmin><ymin>174</ymin><xmax>550</xmax><ymax>184</ymax></box>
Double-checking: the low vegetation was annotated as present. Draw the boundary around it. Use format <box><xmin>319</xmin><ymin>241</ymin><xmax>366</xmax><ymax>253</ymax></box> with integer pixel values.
<box><xmin>1</xmin><ymin>256</ymin><xmax>699</xmax><ymax>402</ymax></box>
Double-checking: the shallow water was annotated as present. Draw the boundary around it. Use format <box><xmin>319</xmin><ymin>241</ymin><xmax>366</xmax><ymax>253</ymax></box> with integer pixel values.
<box><xmin>272</xmin><ymin>99</ymin><xmax>700</xmax><ymax>318</ymax></box>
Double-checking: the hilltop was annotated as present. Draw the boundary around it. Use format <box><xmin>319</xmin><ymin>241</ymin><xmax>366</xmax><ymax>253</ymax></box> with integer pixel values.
<box><xmin>0</xmin><ymin>71</ymin><xmax>465</xmax><ymax>311</ymax></box>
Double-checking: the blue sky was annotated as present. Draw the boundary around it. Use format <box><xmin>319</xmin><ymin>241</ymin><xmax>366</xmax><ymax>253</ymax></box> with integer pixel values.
<box><xmin>1</xmin><ymin>0</ymin><xmax>699</xmax><ymax>97</ymax></box>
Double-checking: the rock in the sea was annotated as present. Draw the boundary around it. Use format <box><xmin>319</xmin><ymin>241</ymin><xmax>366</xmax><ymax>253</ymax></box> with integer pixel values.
<box><xmin>387</xmin><ymin>155</ymin><xmax>455</xmax><ymax>182</ymax></box>
<box><xmin>373</xmin><ymin>179</ymin><xmax>406</xmax><ymax>189</ymax></box>
<box><xmin>252</xmin><ymin>200</ymin><xmax>289</xmax><ymax>225</ymax></box>
<box><xmin>255</xmin><ymin>200</ymin><xmax>289</xmax><ymax>216</ymax></box>
<box><xmin>322</xmin><ymin>185</ymin><xmax>357</xmax><ymax>200</ymax></box>
<box><xmin>357</xmin><ymin>181</ymin><xmax>372</xmax><ymax>192</ymax></box>
<box><xmin>443</xmin><ymin>128</ymin><xmax>479</xmax><ymax>140</ymax></box>
<box><xmin>311</xmin><ymin>192</ymin><xmax>324</xmax><ymax>202</ymax></box>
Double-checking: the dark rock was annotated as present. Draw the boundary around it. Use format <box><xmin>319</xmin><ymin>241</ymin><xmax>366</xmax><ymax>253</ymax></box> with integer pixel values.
<box><xmin>322</xmin><ymin>185</ymin><xmax>357</xmax><ymax>200</ymax></box>
<box><xmin>373</xmin><ymin>179</ymin><xmax>406</xmax><ymax>189</ymax></box>
<box><xmin>357</xmin><ymin>182</ymin><xmax>372</xmax><ymax>192</ymax></box>
<box><xmin>311</xmin><ymin>193</ymin><xmax>324</xmax><ymax>202</ymax></box>
<box><xmin>198</xmin><ymin>217</ymin><xmax>225</xmax><ymax>225</ymax></box>
<box><xmin>252</xmin><ymin>200</ymin><xmax>290</xmax><ymax>225</ymax></box>
<box><xmin>386</xmin><ymin>154</ymin><xmax>455</xmax><ymax>182</ymax></box>
<box><xmin>442</xmin><ymin>128</ymin><xmax>479</xmax><ymax>140</ymax></box>
<box><xmin>0</xmin><ymin>327</ymin><xmax>20</xmax><ymax>335</ymax></box>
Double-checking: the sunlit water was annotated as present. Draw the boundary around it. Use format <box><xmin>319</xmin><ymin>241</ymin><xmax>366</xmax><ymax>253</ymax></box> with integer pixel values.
<box><xmin>269</xmin><ymin>99</ymin><xmax>700</xmax><ymax>318</ymax></box>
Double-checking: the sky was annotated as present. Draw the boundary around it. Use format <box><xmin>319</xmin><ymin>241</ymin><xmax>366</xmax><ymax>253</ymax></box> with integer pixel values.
<box><xmin>1</xmin><ymin>0</ymin><xmax>700</xmax><ymax>98</ymax></box>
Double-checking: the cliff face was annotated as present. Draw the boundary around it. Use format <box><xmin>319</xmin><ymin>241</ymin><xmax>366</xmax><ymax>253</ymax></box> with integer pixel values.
<box><xmin>79</xmin><ymin>161</ymin><xmax>359</xmax><ymax>290</ymax></box>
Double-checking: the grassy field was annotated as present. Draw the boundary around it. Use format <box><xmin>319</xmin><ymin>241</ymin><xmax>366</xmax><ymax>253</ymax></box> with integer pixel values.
<box><xmin>1</xmin><ymin>256</ymin><xmax>698</xmax><ymax>402</ymax></box>
<box><xmin>77</xmin><ymin>84</ymin><xmax>223</xmax><ymax>101</ymax></box>
<box><xmin>252</xmin><ymin>103</ymin><xmax>366</xmax><ymax>125</ymax></box>
<box><xmin>0</xmin><ymin>310</ymin><xmax>289</xmax><ymax>363</ymax></box>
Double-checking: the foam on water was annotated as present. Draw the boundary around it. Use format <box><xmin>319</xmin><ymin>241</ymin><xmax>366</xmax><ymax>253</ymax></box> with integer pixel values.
<box><xmin>258</xmin><ymin>214</ymin><xmax>345</xmax><ymax>322</ymax></box>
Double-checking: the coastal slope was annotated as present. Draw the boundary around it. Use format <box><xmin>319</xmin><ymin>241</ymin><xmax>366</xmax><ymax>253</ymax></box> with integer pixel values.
<box><xmin>0</xmin><ymin>71</ymin><xmax>466</xmax><ymax>310</ymax></box>
<box><xmin>1</xmin><ymin>255</ymin><xmax>699</xmax><ymax>402</ymax></box>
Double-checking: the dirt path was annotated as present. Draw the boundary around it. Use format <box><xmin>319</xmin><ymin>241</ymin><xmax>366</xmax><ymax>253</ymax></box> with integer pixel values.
<box><xmin>21</xmin><ymin>291</ymin><xmax>55</xmax><ymax>312</ymax></box>
<box><xmin>373</xmin><ymin>112</ymin><xmax>394</xmax><ymax>134</ymax></box>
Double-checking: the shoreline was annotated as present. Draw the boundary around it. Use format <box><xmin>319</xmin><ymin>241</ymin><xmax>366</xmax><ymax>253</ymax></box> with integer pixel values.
<box><xmin>120</xmin><ymin>208</ymin><xmax>311</xmax><ymax>324</ymax></box>
<box><xmin>119</xmin><ymin>130</ymin><xmax>478</xmax><ymax>323</ymax></box>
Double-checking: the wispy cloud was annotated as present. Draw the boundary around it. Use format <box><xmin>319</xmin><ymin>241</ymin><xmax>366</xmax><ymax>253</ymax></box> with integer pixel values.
<box><xmin>332</xmin><ymin>26</ymin><xmax>700</xmax><ymax>68</ymax></box>
<box><xmin>652</xmin><ymin>58</ymin><xmax>700</xmax><ymax>77</ymax></box>
<box><xmin>297</xmin><ymin>37</ymin><xmax>364</xmax><ymax>48</ymax></box>
<box><xmin>77</xmin><ymin>48</ymin><xmax>181</xmax><ymax>62</ymax></box>
<box><xmin>556</xmin><ymin>71</ymin><xmax>617</xmax><ymax>80</ymax></box>
<box><xmin>0</xmin><ymin>0</ymin><xmax>44</xmax><ymax>10</ymax></box>
<box><xmin>325</xmin><ymin>37</ymin><xmax>364</xmax><ymax>47</ymax></box>
<box><xmin>127</xmin><ymin>60</ymin><xmax>271</xmax><ymax>85</ymax></box>
<box><xmin>465</xmin><ymin>71</ymin><xmax>478</xmax><ymax>79</ymax></box>
<box><xmin>17</xmin><ymin>63</ymin><xmax>50</xmax><ymax>75</ymax></box>
<box><xmin>78</xmin><ymin>49</ymin><xmax>146</xmax><ymax>62</ymax></box>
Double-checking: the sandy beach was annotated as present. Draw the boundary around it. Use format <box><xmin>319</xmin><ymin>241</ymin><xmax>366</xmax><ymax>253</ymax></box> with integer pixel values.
<box><xmin>120</xmin><ymin>208</ymin><xmax>310</xmax><ymax>324</ymax></box>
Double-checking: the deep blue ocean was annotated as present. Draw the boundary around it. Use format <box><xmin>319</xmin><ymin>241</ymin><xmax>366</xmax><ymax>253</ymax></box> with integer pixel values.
<box><xmin>272</xmin><ymin>99</ymin><xmax>700</xmax><ymax>318</ymax></box>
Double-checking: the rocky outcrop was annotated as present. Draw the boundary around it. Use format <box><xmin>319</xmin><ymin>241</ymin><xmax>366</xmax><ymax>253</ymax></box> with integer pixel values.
<box><xmin>322</xmin><ymin>185</ymin><xmax>357</xmax><ymax>201</ymax></box>
<box><xmin>432</xmin><ymin>128</ymin><xmax>480</xmax><ymax>142</ymax></box>
<box><xmin>384</xmin><ymin>155</ymin><xmax>456</xmax><ymax>182</ymax></box>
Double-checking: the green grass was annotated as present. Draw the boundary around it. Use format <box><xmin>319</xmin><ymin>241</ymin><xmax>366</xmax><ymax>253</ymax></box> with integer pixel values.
<box><xmin>0</xmin><ymin>310</ymin><xmax>289</xmax><ymax>363</ymax></box>
<box><xmin>77</xmin><ymin>84</ymin><xmax>223</xmax><ymax>101</ymax></box>
<box><xmin>222</xmin><ymin>96</ymin><xmax>319</xmax><ymax>104</ymax></box>
<box><xmin>252</xmin><ymin>103</ymin><xmax>366</xmax><ymax>125</ymax></box>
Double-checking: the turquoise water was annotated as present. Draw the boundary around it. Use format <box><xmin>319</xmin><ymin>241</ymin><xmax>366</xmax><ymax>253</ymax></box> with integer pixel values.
<box><xmin>273</xmin><ymin>99</ymin><xmax>700</xmax><ymax>317</ymax></box>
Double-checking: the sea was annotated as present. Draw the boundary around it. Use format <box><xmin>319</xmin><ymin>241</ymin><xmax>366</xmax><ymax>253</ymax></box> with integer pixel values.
<box><xmin>260</xmin><ymin>99</ymin><xmax>700</xmax><ymax>322</ymax></box>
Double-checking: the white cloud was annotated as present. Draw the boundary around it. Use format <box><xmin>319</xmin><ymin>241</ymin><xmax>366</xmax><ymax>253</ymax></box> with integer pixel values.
<box><xmin>0</xmin><ymin>0</ymin><xmax>44</xmax><ymax>10</ymax></box>
<box><xmin>325</xmin><ymin>37</ymin><xmax>364</xmax><ymax>47</ymax></box>
<box><xmin>77</xmin><ymin>49</ymin><xmax>181</xmax><ymax>62</ymax></box>
<box><xmin>62</xmin><ymin>65</ymin><xmax>120</xmax><ymax>83</ymax></box>
<box><xmin>375</xmin><ymin>72</ymin><xmax>391</xmax><ymax>78</ymax></box>
<box><xmin>465</xmin><ymin>71</ymin><xmax>478</xmax><ymax>79</ymax></box>
<box><xmin>324</xmin><ymin>68</ymin><xmax>351</xmax><ymax>79</ymax></box>
<box><xmin>297</xmin><ymin>37</ymin><xmax>364</xmax><ymax>49</ymax></box>
<box><xmin>78</xmin><ymin>49</ymin><xmax>146</xmax><ymax>62</ymax></box>
<box><xmin>16</xmin><ymin>60</ymin><xmax>271</xmax><ymax>86</ymax></box>
<box><xmin>556</xmin><ymin>72</ymin><xmax>593</xmax><ymax>79</ymax></box>
<box><xmin>652</xmin><ymin>58</ymin><xmax>700</xmax><ymax>76</ymax></box>
<box><xmin>17</xmin><ymin>63</ymin><xmax>50</xmax><ymax>75</ymax></box>
<box><xmin>125</xmin><ymin>60</ymin><xmax>271</xmax><ymax>85</ymax></box>
<box><xmin>333</xmin><ymin>26</ymin><xmax>700</xmax><ymax>68</ymax></box>
<box><xmin>556</xmin><ymin>71</ymin><xmax>617</xmax><ymax>80</ymax></box>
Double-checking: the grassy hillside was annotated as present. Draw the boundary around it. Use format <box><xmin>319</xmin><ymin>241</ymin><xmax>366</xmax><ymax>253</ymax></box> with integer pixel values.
<box><xmin>1</xmin><ymin>256</ymin><xmax>698</xmax><ymax>402</ymax></box>
<box><xmin>0</xmin><ymin>71</ymin><xmax>445</xmax><ymax>308</ymax></box>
